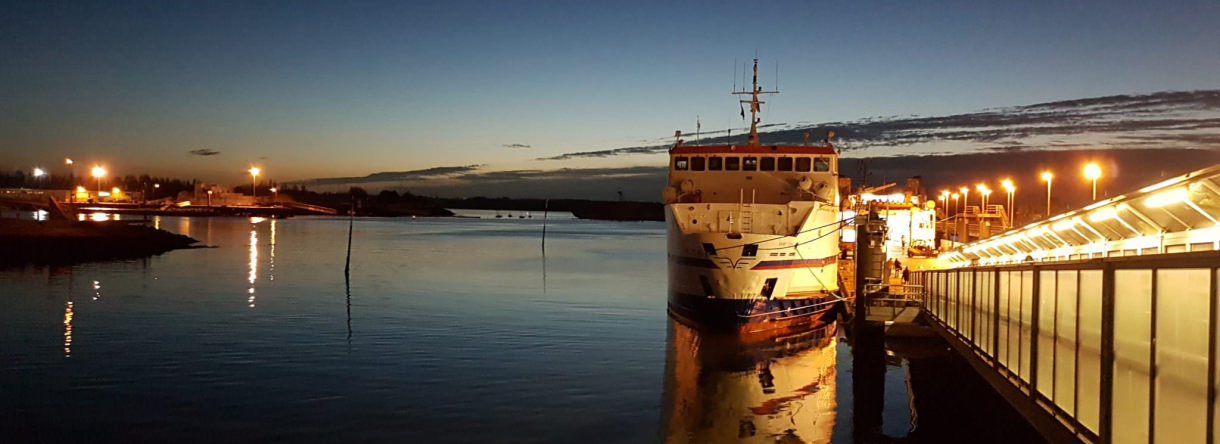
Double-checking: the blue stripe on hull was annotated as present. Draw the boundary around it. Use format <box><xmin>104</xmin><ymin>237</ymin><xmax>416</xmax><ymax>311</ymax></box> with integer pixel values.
<box><xmin>667</xmin><ymin>292</ymin><xmax>840</xmax><ymax>333</ymax></box>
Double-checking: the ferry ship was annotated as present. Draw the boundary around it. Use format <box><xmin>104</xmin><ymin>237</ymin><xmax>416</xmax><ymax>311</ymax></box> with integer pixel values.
<box><xmin>664</xmin><ymin>59</ymin><xmax>844</xmax><ymax>334</ymax></box>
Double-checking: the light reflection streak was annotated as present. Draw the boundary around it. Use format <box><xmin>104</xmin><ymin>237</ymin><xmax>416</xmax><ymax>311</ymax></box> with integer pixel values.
<box><xmin>92</xmin><ymin>280</ymin><xmax>101</xmax><ymax>301</ymax></box>
<box><xmin>153</xmin><ymin>216</ymin><xmax>161</xmax><ymax>230</ymax></box>
<box><xmin>248</xmin><ymin>228</ymin><xmax>258</xmax><ymax>308</ymax></box>
<box><xmin>269</xmin><ymin>219</ymin><xmax>276</xmax><ymax>282</ymax></box>
<box><xmin>63</xmin><ymin>301</ymin><xmax>73</xmax><ymax>358</ymax></box>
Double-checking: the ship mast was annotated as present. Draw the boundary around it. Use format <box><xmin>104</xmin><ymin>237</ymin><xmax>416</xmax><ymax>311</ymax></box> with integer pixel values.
<box><xmin>732</xmin><ymin>58</ymin><xmax>778</xmax><ymax>146</ymax></box>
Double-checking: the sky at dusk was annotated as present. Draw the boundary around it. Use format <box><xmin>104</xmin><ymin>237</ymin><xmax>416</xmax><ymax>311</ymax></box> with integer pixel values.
<box><xmin>2</xmin><ymin>0</ymin><xmax>1219</xmax><ymax>189</ymax></box>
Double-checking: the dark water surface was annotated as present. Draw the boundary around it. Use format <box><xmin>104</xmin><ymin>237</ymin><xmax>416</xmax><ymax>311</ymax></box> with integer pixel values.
<box><xmin>0</xmin><ymin>216</ymin><xmax>1038</xmax><ymax>443</ymax></box>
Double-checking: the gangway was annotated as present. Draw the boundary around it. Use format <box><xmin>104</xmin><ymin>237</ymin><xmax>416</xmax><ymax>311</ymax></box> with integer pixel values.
<box><xmin>912</xmin><ymin>162</ymin><xmax>1220</xmax><ymax>443</ymax></box>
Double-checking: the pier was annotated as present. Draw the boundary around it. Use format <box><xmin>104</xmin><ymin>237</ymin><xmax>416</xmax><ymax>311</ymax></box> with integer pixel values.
<box><xmin>909</xmin><ymin>164</ymin><xmax>1220</xmax><ymax>443</ymax></box>
<box><xmin>0</xmin><ymin>188</ymin><xmax>337</xmax><ymax>219</ymax></box>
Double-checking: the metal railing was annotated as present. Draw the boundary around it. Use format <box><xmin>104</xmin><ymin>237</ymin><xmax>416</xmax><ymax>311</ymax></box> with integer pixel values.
<box><xmin>913</xmin><ymin>250</ymin><xmax>1220</xmax><ymax>443</ymax></box>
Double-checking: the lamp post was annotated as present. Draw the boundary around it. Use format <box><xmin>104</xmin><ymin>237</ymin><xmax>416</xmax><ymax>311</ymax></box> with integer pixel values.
<box><xmin>1041</xmin><ymin>171</ymin><xmax>1053</xmax><ymax>218</ymax></box>
<box><xmin>960</xmin><ymin>187</ymin><xmax>969</xmax><ymax>214</ymax></box>
<box><xmin>91</xmin><ymin>166</ymin><xmax>106</xmax><ymax>197</ymax></box>
<box><xmin>32</xmin><ymin>168</ymin><xmax>45</xmax><ymax>189</ymax></box>
<box><xmin>951</xmin><ymin>193</ymin><xmax>960</xmax><ymax>217</ymax></box>
<box><xmin>269</xmin><ymin>187</ymin><xmax>278</xmax><ymax>203</ymax></box>
<box><xmin>1001</xmin><ymin>178</ymin><xmax>1015</xmax><ymax>227</ymax></box>
<box><xmin>248</xmin><ymin>167</ymin><xmax>261</xmax><ymax>200</ymax></box>
<box><xmin>1084</xmin><ymin>163</ymin><xmax>1101</xmax><ymax>201</ymax></box>
<box><xmin>976</xmin><ymin>184</ymin><xmax>988</xmax><ymax>210</ymax></box>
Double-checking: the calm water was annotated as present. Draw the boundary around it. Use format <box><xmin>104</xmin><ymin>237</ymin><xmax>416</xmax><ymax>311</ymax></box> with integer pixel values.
<box><xmin>0</xmin><ymin>216</ymin><xmax>1037</xmax><ymax>443</ymax></box>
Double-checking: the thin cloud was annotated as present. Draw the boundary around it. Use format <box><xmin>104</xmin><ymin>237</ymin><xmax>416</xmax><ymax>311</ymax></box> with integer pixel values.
<box><xmin>188</xmin><ymin>149</ymin><xmax>220</xmax><ymax>156</ymax></box>
<box><xmin>285</xmin><ymin>164</ymin><xmax>484</xmax><ymax>186</ymax></box>
<box><xmin>502</xmin><ymin>143</ymin><xmax>531</xmax><ymax>149</ymax></box>
<box><xmin>540</xmin><ymin>89</ymin><xmax>1220</xmax><ymax>160</ymax></box>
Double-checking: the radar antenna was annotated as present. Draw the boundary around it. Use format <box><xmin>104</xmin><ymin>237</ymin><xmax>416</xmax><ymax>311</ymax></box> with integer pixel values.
<box><xmin>732</xmin><ymin>58</ymin><xmax>778</xmax><ymax>146</ymax></box>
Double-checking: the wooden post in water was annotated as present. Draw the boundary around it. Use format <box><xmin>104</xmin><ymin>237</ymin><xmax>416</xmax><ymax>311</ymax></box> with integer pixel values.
<box><xmin>345</xmin><ymin>194</ymin><xmax>354</xmax><ymax>276</ymax></box>
<box><xmin>345</xmin><ymin>193</ymin><xmax>354</xmax><ymax>343</ymax></box>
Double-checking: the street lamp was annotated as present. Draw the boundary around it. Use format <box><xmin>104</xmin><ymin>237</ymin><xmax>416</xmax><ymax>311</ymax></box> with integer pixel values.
<box><xmin>976</xmin><ymin>184</ymin><xmax>988</xmax><ymax>209</ymax></box>
<box><xmin>1041</xmin><ymin>171</ymin><xmax>1053</xmax><ymax>218</ymax></box>
<box><xmin>1000</xmin><ymin>179</ymin><xmax>1015</xmax><ymax>227</ymax></box>
<box><xmin>269</xmin><ymin>187</ymin><xmax>278</xmax><ymax>202</ymax></box>
<box><xmin>1083</xmin><ymin>163</ymin><xmax>1101</xmax><ymax>201</ymax></box>
<box><xmin>248</xmin><ymin>167</ymin><xmax>261</xmax><ymax>199</ymax></box>
<box><xmin>91</xmin><ymin>166</ymin><xmax>106</xmax><ymax>196</ymax></box>
<box><xmin>951</xmin><ymin>193</ymin><xmax>960</xmax><ymax>217</ymax></box>
<box><xmin>960</xmin><ymin>186</ymin><xmax>970</xmax><ymax>214</ymax></box>
<box><xmin>32</xmin><ymin>168</ymin><xmax>45</xmax><ymax>188</ymax></box>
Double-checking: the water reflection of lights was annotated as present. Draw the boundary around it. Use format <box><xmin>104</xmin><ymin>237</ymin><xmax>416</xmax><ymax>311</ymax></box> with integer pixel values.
<box><xmin>63</xmin><ymin>301</ymin><xmax>74</xmax><ymax>358</ymax></box>
<box><xmin>90</xmin><ymin>212</ymin><xmax>109</xmax><ymax>222</ymax></box>
<box><xmin>662</xmin><ymin>320</ymin><xmax>839</xmax><ymax>443</ymax></box>
<box><xmin>249</xmin><ymin>216</ymin><xmax>267</xmax><ymax>224</ymax></box>
<box><xmin>269</xmin><ymin>219</ymin><xmax>276</xmax><ymax>281</ymax></box>
<box><xmin>153</xmin><ymin>215</ymin><xmax>161</xmax><ymax>230</ymax></box>
<box><xmin>248</xmin><ymin>229</ymin><xmax>258</xmax><ymax>308</ymax></box>
<box><xmin>92</xmin><ymin>280</ymin><xmax>102</xmax><ymax>301</ymax></box>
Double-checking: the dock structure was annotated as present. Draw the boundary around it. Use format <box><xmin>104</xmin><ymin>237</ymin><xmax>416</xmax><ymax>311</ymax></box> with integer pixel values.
<box><xmin>0</xmin><ymin>188</ymin><xmax>337</xmax><ymax>218</ymax></box>
<box><xmin>911</xmin><ymin>163</ymin><xmax>1220</xmax><ymax>443</ymax></box>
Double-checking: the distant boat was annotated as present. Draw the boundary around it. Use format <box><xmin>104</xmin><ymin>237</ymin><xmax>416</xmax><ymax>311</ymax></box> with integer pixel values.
<box><xmin>664</xmin><ymin>58</ymin><xmax>841</xmax><ymax>334</ymax></box>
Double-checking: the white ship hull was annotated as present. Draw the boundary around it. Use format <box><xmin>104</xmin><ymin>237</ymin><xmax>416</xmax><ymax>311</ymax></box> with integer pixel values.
<box><xmin>666</xmin><ymin>201</ymin><xmax>842</xmax><ymax>332</ymax></box>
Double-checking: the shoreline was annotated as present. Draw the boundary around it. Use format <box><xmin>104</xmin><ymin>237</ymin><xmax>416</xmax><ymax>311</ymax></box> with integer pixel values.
<box><xmin>0</xmin><ymin>219</ymin><xmax>199</xmax><ymax>268</ymax></box>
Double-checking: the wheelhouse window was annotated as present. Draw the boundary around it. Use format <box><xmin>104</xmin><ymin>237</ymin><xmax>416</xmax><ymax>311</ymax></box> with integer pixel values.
<box><xmin>796</xmin><ymin>157</ymin><xmax>812</xmax><ymax>172</ymax></box>
<box><xmin>814</xmin><ymin>157</ymin><xmax>830</xmax><ymax>172</ymax></box>
<box><xmin>674</xmin><ymin>156</ymin><xmax>689</xmax><ymax>170</ymax></box>
<box><xmin>743</xmin><ymin>157</ymin><xmax>758</xmax><ymax>171</ymax></box>
<box><xmin>725</xmin><ymin>157</ymin><xmax>740</xmax><ymax>171</ymax></box>
<box><xmin>778</xmin><ymin>157</ymin><xmax>794</xmax><ymax>171</ymax></box>
<box><xmin>708</xmin><ymin>156</ymin><xmax>722</xmax><ymax>170</ymax></box>
<box><xmin>691</xmin><ymin>156</ymin><xmax>706</xmax><ymax>171</ymax></box>
<box><xmin>760</xmin><ymin>157</ymin><xmax>776</xmax><ymax>171</ymax></box>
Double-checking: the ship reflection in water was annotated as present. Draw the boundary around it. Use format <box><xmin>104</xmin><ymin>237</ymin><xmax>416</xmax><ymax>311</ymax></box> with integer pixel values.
<box><xmin>662</xmin><ymin>320</ymin><xmax>840</xmax><ymax>443</ymax></box>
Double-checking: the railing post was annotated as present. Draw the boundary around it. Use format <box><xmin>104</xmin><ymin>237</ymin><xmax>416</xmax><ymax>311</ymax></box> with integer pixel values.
<box><xmin>1099</xmin><ymin>263</ymin><xmax>1115</xmax><ymax>444</ymax></box>
<box><xmin>1208</xmin><ymin>266</ymin><xmax>1217</xmax><ymax>444</ymax></box>
<box><xmin>1031</xmin><ymin>265</ymin><xmax>1041</xmax><ymax>396</ymax></box>
<box><xmin>994</xmin><ymin>267</ymin><xmax>1001</xmax><ymax>361</ymax></box>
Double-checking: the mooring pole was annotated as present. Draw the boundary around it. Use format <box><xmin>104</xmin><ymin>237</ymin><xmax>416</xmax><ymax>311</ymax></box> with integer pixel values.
<box><xmin>851</xmin><ymin>205</ymin><xmax>888</xmax><ymax>443</ymax></box>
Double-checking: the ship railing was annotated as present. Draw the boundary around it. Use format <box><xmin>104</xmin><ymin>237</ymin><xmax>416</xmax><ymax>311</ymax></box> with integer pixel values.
<box><xmin>862</xmin><ymin>283</ymin><xmax>924</xmax><ymax>317</ymax></box>
<box><xmin>736</xmin><ymin>296</ymin><xmax>844</xmax><ymax>319</ymax></box>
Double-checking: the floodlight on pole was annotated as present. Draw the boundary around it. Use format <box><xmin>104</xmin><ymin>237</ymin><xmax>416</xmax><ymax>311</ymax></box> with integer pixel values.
<box><xmin>248</xmin><ymin>167</ymin><xmax>261</xmax><ymax>199</ymax></box>
<box><xmin>1084</xmin><ymin>163</ymin><xmax>1102</xmax><ymax>201</ymax></box>
<box><xmin>91</xmin><ymin>166</ymin><xmax>106</xmax><ymax>195</ymax></box>
<box><xmin>1041</xmin><ymin>171</ymin><xmax>1054</xmax><ymax>218</ymax></box>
